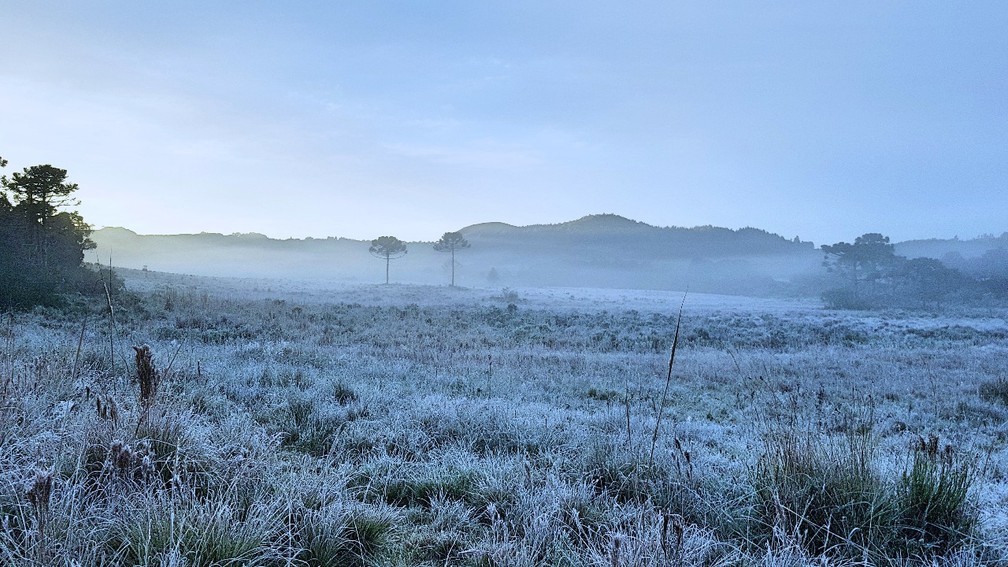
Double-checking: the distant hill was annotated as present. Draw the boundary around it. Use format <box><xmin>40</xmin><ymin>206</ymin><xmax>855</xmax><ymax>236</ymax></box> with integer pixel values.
<box><xmin>460</xmin><ymin>214</ymin><xmax>814</xmax><ymax>257</ymax></box>
<box><xmin>895</xmin><ymin>233</ymin><xmax>1008</xmax><ymax>260</ymax></box>
<box><xmin>90</xmin><ymin>215</ymin><xmax>824</xmax><ymax>296</ymax></box>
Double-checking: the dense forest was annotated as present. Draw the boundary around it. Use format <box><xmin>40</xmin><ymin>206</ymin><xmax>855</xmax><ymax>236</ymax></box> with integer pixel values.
<box><xmin>0</xmin><ymin>156</ymin><xmax>107</xmax><ymax>309</ymax></box>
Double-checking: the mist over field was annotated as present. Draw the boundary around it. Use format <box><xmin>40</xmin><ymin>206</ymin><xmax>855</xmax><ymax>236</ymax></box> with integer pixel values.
<box><xmin>89</xmin><ymin>214</ymin><xmax>1008</xmax><ymax>306</ymax></box>
<box><xmin>89</xmin><ymin>214</ymin><xmax>819</xmax><ymax>293</ymax></box>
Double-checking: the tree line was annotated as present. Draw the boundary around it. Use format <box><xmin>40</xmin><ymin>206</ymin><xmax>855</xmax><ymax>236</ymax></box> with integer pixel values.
<box><xmin>822</xmin><ymin>233</ymin><xmax>1007</xmax><ymax>309</ymax></box>
<box><xmin>1</xmin><ymin>156</ymin><xmax>107</xmax><ymax>309</ymax></box>
<box><xmin>3</xmin><ymin>153</ymin><xmax>1000</xmax><ymax>308</ymax></box>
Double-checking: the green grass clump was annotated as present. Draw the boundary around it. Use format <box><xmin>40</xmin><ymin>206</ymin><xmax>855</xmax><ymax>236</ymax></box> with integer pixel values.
<box><xmin>752</xmin><ymin>428</ymin><xmax>895</xmax><ymax>558</ymax></box>
<box><xmin>294</xmin><ymin>508</ymin><xmax>391</xmax><ymax>567</ymax></box>
<box><xmin>752</xmin><ymin>428</ymin><xmax>976</xmax><ymax>562</ymax></box>
<box><xmin>111</xmin><ymin>498</ymin><xmax>276</xmax><ymax>566</ymax></box>
<box><xmin>376</xmin><ymin>470</ymin><xmax>478</xmax><ymax>509</ymax></box>
<box><xmin>332</xmin><ymin>381</ymin><xmax>359</xmax><ymax>405</ymax></box>
<box><xmin>978</xmin><ymin>377</ymin><xmax>1008</xmax><ymax>406</ymax></box>
<box><xmin>900</xmin><ymin>436</ymin><xmax>975</xmax><ymax>556</ymax></box>
<box><xmin>278</xmin><ymin>397</ymin><xmax>343</xmax><ymax>457</ymax></box>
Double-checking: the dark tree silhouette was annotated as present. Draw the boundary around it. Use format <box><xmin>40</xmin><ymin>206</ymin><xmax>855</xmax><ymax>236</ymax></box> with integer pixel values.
<box><xmin>3</xmin><ymin>164</ymin><xmax>89</xmax><ymax>270</ymax></box>
<box><xmin>821</xmin><ymin>232</ymin><xmax>985</xmax><ymax>309</ymax></box>
<box><xmin>433</xmin><ymin>231</ymin><xmax>470</xmax><ymax>286</ymax></box>
<box><xmin>369</xmin><ymin>236</ymin><xmax>407</xmax><ymax>284</ymax></box>
<box><xmin>1</xmin><ymin>159</ymin><xmax>98</xmax><ymax>308</ymax></box>
<box><xmin>822</xmin><ymin>233</ymin><xmax>896</xmax><ymax>288</ymax></box>
<box><xmin>894</xmin><ymin>257</ymin><xmax>970</xmax><ymax>307</ymax></box>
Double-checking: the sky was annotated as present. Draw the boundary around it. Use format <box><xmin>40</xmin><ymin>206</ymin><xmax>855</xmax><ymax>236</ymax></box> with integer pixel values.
<box><xmin>1</xmin><ymin>1</ymin><xmax>1006</xmax><ymax>245</ymax></box>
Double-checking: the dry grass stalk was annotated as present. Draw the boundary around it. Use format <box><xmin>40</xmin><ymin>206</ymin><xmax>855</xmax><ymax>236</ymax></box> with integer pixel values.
<box><xmin>134</xmin><ymin>344</ymin><xmax>158</xmax><ymax>434</ymax></box>
<box><xmin>72</xmin><ymin>315</ymin><xmax>87</xmax><ymax>382</ymax></box>
<box><xmin>661</xmin><ymin>511</ymin><xmax>670</xmax><ymax>557</ymax></box>
<box><xmin>135</xmin><ymin>345</ymin><xmax>158</xmax><ymax>407</ymax></box>
<box><xmin>609</xmin><ymin>532</ymin><xmax>624</xmax><ymax>567</ymax></box>
<box><xmin>672</xmin><ymin>437</ymin><xmax>693</xmax><ymax>482</ymax></box>
<box><xmin>96</xmin><ymin>394</ymin><xmax>119</xmax><ymax>426</ymax></box>
<box><xmin>624</xmin><ymin>379</ymin><xmax>632</xmax><ymax>450</ymax></box>
<box><xmin>661</xmin><ymin>511</ymin><xmax>670</xmax><ymax>559</ymax></box>
<box><xmin>103</xmin><ymin>270</ymin><xmax>117</xmax><ymax>374</ymax></box>
<box><xmin>649</xmin><ymin>292</ymin><xmax>686</xmax><ymax>468</ymax></box>
<box><xmin>3</xmin><ymin>313</ymin><xmax>14</xmax><ymax>398</ymax></box>
<box><xmin>918</xmin><ymin>433</ymin><xmax>943</xmax><ymax>460</ymax></box>
<box><xmin>111</xmin><ymin>440</ymin><xmax>132</xmax><ymax>472</ymax></box>
<box><xmin>26</xmin><ymin>469</ymin><xmax>53</xmax><ymax>547</ymax></box>
<box><xmin>661</xmin><ymin>511</ymin><xmax>685</xmax><ymax>563</ymax></box>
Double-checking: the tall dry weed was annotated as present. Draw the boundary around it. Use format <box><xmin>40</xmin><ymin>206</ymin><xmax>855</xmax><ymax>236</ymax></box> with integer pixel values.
<box><xmin>134</xmin><ymin>344</ymin><xmax>159</xmax><ymax>434</ymax></box>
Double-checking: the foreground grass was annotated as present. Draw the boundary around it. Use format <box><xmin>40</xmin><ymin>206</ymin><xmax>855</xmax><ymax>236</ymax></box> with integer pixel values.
<box><xmin>1</xmin><ymin>276</ymin><xmax>1007</xmax><ymax>565</ymax></box>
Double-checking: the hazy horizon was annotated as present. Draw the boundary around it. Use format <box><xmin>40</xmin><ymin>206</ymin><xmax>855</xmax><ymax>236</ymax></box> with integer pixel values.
<box><xmin>90</xmin><ymin>212</ymin><xmax>1007</xmax><ymax>246</ymax></box>
<box><xmin>2</xmin><ymin>2</ymin><xmax>1006</xmax><ymax>244</ymax></box>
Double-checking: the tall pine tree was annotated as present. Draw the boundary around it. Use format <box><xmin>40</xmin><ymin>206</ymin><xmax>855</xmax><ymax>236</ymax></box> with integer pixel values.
<box><xmin>1</xmin><ymin>159</ymin><xmax>98</xmax><ymax>307</ymax></box>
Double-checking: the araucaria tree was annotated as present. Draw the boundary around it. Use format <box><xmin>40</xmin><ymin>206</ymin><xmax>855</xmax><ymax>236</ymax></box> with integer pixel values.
<box><xmin>433</xmin><ymin>231</ymin><xmax>470</xmax><ymax>286</ymax></box>
<box><xmin>821</xmin><ymin>233</ymin><xmax>897</xmax><ymax>307</ymax></box>
<box><xmin>822</xmin><ymin>233</ymin><xmax>896</xmax><ymax>287</ymax></box>
<box><xmin>1</xmin><ymin>158</ymin><xmax>98</xmax><ymax>307</ymax></box>
<box><xmin>369</xmin><ymin>236</ymin><xmax>408</xmax><ymax>284</ymax></box>
<box><xmin>821</xmin><ymin>232</ymin><xmax>975</xmax><ymax>309</ymax></box>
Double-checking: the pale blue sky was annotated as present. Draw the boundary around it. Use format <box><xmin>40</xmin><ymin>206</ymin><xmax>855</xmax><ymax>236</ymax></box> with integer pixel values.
<box><xmin>1</xmin><ymin>1</ymin><xmax>1005</xmax><ymax>244</ymax></box>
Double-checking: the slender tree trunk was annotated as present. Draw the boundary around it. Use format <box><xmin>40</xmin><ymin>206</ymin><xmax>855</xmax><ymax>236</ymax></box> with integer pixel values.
<box><xmin>385</xmin><ymin>255</ymin><xmax>390</xmax><ymax>284</ymax></box>
<box><xmin>450</xmin><ymin>248</ymin><xmax>455</xmax><ymax>286</ymax></box>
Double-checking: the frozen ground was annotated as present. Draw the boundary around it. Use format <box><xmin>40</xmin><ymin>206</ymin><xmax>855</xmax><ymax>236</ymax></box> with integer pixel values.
<box><xmin>2</xmin><ymin>269</ymin><xmax>1007</xmax><ymax>565</ymax></box>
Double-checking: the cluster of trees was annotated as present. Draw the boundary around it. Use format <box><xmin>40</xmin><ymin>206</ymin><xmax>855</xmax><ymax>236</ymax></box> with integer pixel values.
<box><xmin>1</xmin><ymin>156</ymin><xmax>106</xmax><ymax>309</ymax></box>
<box><xmin>369</xmin><ymin>231</ymin><xmax>470</xmax><ymax>286</ymax></box>
<box><xmin>941</xmin><ymin>247</ymin><xmax>1008</xmax><ymax>281</ymax></box>
<box><xmin>822</xmin><ymin>233</ymin><xmax>1005</xmax><ymax>309</ymax></box>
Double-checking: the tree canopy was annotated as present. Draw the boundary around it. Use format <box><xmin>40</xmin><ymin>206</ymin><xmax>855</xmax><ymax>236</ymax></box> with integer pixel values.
<box><xmin>369</xmin><ymin>236</ymin><xmax>407</xmax><ymax>284</ymax></box>
<box><xmin>822</xmin><ymin>233</ymin><xmax>896</xmax><ymax>286</ymax></box>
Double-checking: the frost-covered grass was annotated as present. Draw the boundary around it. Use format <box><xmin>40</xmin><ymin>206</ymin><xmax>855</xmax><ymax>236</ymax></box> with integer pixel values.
<box><xmin>2</xmin><ymin>272</ymin><xmax>1008</xmax><ymax>565</ymax></box>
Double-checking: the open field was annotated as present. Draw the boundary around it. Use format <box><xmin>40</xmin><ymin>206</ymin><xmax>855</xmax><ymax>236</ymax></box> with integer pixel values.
<box><xmin>3</xmin><ymin>270</ymin><xmax>1008</xmax><ymax>565</ymax></box>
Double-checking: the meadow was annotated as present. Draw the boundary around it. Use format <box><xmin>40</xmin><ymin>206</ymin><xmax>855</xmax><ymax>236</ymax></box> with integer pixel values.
<box><xmin>2</xmin><ymin>269</ymin><xmax>1008</xmax><ymax>566</ymax></box>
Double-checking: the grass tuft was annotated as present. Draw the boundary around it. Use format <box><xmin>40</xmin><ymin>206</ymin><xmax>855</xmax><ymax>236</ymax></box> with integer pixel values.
<box><xmin>900</xmin><ymin>435</ymin><xmax>975</xmax><ymax>556</ymax></box>
<box><xmin>752</xmin><ymin>426</ymin><xmax>977</xmax><ymax>561</ymax></box>
<box><xmin>979</xmin><ymin>377</ymin><xmax>1008</xmax><ymax>406</ymax></box>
